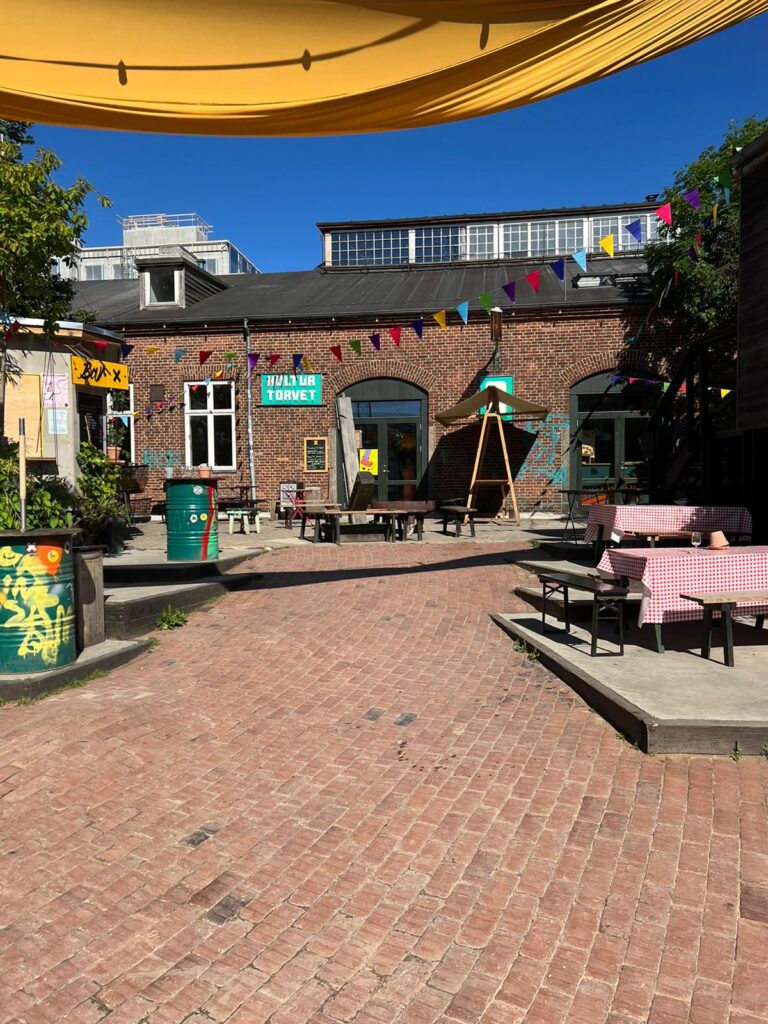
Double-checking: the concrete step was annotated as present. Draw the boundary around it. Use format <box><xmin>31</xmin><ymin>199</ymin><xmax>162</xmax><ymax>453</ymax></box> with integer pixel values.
<box><xmin>104</xmin><ymin>571</ymin><xmax>262</xmax><ymax>639</ymax></box>
<box><xmin>103</xmin><ymin>549</ymin><xmax>261</xmax><ymax>584</ymax></box>
<box><xmin>538</xmin><ymin>540</ymin><xmax>593</xmax><ymax>562</ymax></box>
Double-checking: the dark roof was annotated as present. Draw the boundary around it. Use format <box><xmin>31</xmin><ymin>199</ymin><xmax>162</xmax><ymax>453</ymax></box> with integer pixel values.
<box><xmin>317</xmin><ymin>201</ymin><xmax>659</xmax><ymax>232</ymax></box>
<box><xmin>75</xmin><ymin>256</ymin><xmax>650</xmax><ymax>329</ymax></box>
<box><xmin>733</xmin><ymin>130</ymin><xmax>768</xmax><ymax>171</ymax></box>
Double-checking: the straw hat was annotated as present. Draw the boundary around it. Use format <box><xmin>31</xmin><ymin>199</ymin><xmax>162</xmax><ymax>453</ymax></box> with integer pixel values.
<box><xmin>708</xmin><ymin>530</ymin><xmax>730</xmax><ymax>550</ymax></box>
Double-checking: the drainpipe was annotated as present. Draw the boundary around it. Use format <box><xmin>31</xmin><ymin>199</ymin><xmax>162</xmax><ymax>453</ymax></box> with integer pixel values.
<box><xmin>243</xmin><ymin>319</ymin><xmax>257</xmax><ymax>500</ymax></box>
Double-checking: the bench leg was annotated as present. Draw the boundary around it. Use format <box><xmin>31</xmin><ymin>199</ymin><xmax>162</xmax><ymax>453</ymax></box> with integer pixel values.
<box><xmin>455</xmin><ymin>516</ymin><xmax>462</xmax><ymax>539</ymax></box>
<box><xmin>702</xmin><ymin>606</ymin><xmax>713</xmax><ymax>660</ymax></box>
<box><xmin>590</xmin><ymin>596</ymin><xmax>599</xmax><ymax>657</ymax></box>
<box><xmin>416</xmin><ymin>515</ymin><xmax>423</xmax><ymax>542</ymax></box>
<box><xmin>300</xmin><ymin>516</ymin><xmax>306</xmax><ymax>539</ymax></box>
<box><xmin>618</xmin><ymin>600</ymin><xmax>625</xmax><ymax>656</ymax></box>
<box><xmin>334</xmin><ymin>517</ymin><xmax>341</xmax><ymax>545</ymax></box>
<box><xmin>313</xmin><ymin>518</ymin><xmax>321</xmax><ymax>543</ymax></box>
<box><xmin>469</xmin><ymin>515</ymin><xmax>476</xmax><ymax>538</ymax></box>
<box><xmin>243</xmin><ymin>516</ymin><xmax>249</xmax><ymax>535</ymax></box>
<box><xmin>442</xmin><ymin>515</ymin><xmax>448</xmax><ymax>535</ymax></box>
<box><xmin>563</xmin><ymin>586</ymin><xmax>570</xmax><ymax>634</ymax></box>
<box><xmin>756</xmin><ymin>616</ymin><xmax>765</xmax><ymax>630</ymax></box>
<box><xmin>253</xmin><ymin>513</ymin><xmax>260</xmax><ymax>534</ymax></box>
<box><xmin>722</xmin><ymin>603</ymin><xmax>735</xmax><ymax>668</ymax></box>
<box><xmin>228</xmin><ymin>516</ymin><xmax>234</xmax><ymax>535</ymax></box>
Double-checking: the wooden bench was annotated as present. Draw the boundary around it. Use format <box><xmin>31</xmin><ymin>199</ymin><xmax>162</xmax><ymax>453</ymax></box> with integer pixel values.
<box><xmin>680</xmin><ymin>591</ymin><xmax>768</xmax><ymax>667</ymax></box>
<box><xmin>537</xmin><ymin>570</ymin><xmax>629</xmax><ymax>657</ymax></box>
<box><xmin>441</xmin><ymin>505</ymin><xmax>477</xmax><ymax>538</ymax></box>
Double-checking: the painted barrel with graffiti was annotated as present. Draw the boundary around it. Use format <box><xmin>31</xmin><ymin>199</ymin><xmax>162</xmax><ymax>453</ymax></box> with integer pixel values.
<box><xmin>0</xmin><ymin>530</ymin><xmax>78</xmax><ymax>674</ymax></box>
<box><xmin>165</xmin><ymin>478</ymin><xmax>219</xmax><ymax>562</ymax></box>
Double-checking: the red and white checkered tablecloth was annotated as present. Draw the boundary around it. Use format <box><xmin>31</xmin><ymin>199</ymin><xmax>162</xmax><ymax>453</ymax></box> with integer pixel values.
<box><xmin>584</xmin><ymin>505</ymin><xmax>752</xmax><ymax>544</ymax></box>
<box><xmin>597</xmin><ymin>546</ymin><xmax>768</xmax><ymax>625</ymax></box>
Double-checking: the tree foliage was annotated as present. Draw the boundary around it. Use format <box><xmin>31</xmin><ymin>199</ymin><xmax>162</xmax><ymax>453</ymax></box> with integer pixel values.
<box><xmin>0</xmin><ymin>120</ymin><xmax>110</xmax><ymax>336</ymax></box>
<box><xmin>645</xmin><ymin>117</ymin><xmax>768</xmax><ymax>341</ymax></box>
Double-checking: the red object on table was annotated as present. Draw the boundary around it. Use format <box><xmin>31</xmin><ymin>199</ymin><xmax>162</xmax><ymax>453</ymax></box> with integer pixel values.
<box><xmin>584</xmin><ymin>504</ymin><xmax>753</xmax><ymax>544</ymax></box>
<box><xmin>597</xmin><ymin>546</ymin><xmax>768</xmax><ymax>625</ymax></box>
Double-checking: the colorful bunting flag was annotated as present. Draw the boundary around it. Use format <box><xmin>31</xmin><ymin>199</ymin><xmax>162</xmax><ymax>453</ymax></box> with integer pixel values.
<box><xmin>724</xmin><ymin>187</ymin><xmax>731</xmax><ymax>206</ymax></box>
<box><xmin>624</xmin><ymin>219</ymin><xmax>643</xmax><ymax>244</ymax></box>
<box><xmin>598</xmin><ymin>234</ymin><xmax>614</xmax><ymax>258</ymax></box>
<box><xmin>688</xmin><ymin>246</ymin><xmax>699</xmax><ymax>263</ymax></box>
<box><xmin>120</xmin><ymin>414</ymin><xmax>129</xmax><ymax>427</ymax></box>
<box><xmin>683</xmin><ymin>187</ymin><xmax>700</xmax><ymax>211</ymax></box>
<box><xmin>350</xmin><ymin>339</ymin><xmax>362</xmax><ymax>355</ymax></box>
<box><xmin>369</xmin><ymin>333</ymin><xmax>381</xmax><ymax>351</ymax></box>
<box><xmin>3</xmin><ymin>320</ymin><xmax>21</xmax><ymax>342</ymax></box>
<box><xmin>502</xmin><ymin>281</ymin><xmax>516</xmax><ymax>304</ymax></box>
<box><xmin>225</xmin><ymin>351</ymin><xmax>237</xmax><ymax>362</ymax></box>
<box><xmin>478</xmin><ymin>293</ymin><xmax>493</xmax><ymax>315</ymax></box>
<box><xmin>292</xmin><ymin>353</ymin><xmax>304</xmax><ymax>371</ymax></box>
<box><xmin>146</xmin><ymin>345</ymin><xmax>160</xmax><ymax>354</ymax></box>
<box><xmin>389</xmin><ymin>327</ymin><xmax>402</xmax><ymax>347</ymax></box>
<box><xmin>674</xmin><ymin>269</ymin><xmax>680</xmax><ymax>287</ymax></box>
<box><xmin>303</xmin><ymin>356</ymin><xmax>315</xmax><ymax>372</ymax></box>
<box><xmin>715</xmin><ymin>169</ymin><xmax>733</xmax><ymax>189</ymax></box>
<box><xmin>0</xmin><ymin>310</ymin><xmax>10</xmax><ymax>327</ymax></box>
<box><xmin>661</xmin><ymin>382</ymin><xmax>670</xmax><ymax>393</ymax></box>
<box><xmin>695</xmin><ymin>230</ymin><xmax>702</xmax><ymax>250</ymax></box>
<box><xmin>120</xmin><ymin>343</ymin><xmax>134</xmax><ymax>359</ymax></box>
<box><xmin>93</xmin><ymin>340</ymin><xmax>109</xmax><ymax>351</ymax></box>
<box><xmin>549</xmin><ymin>259</ymin><xmax>565</xmax><ymax>282</ymax></box>
<box><xmin>712</xmin><ymin>203</ymin><xmax>718</xmax><ymax>225</ymax></box>
<box><xmin>628</xmin><ymin>377</ymin><xmax>637</xmax><ymax>384</ymax></box>
<box><xmin>525</xmin><ymin>271</ymin><xmax>540</xmax><ymax>294</ymax></box>
<box><xmin>456</xmin><ymin>301</ymin><xmax>469</xmax><ymax>325</ymax></box>
<box><xmin>411</xmin><ymin>319</ymin><xmax>424</xmax><ymax>340</ymax></box>
<box><xmin>247</xmin><ymin>353</ymin><xmax>260</xmax><ymax>373</ymax></box>
<box><xmin>610</xmin><ymin>375</ymin><xmax>622</xmax><ymax>385</ymax></box>
<box><xmin>329</xmin><ymin>345</ymin><xmax>343</xmax><ymax>362</ymax></box>
<box><xmin>571</xmin><ymin>249</ymin><xmax>588</xmax><ymax>274</ymax></box>
<box><xmin>720</xmin><ymin>389</ymin><xmax>731</xmax><ymax>399</ymax></box>
<box><xmin>204</xmin><ymin>377</ymin><xmax>211</xmax><ymax>385</ymax></box>
<box><xmin>174</xmin><ymin>348</ymin><xmax>187</xmax><ymax>363</ymax></box>
<box><xmin>656</xmin><ymin>202</ymin><xmax>672</xmax><ymax>226</ymax></box>
<box><xmin>190</xmin><ymin>384</ymin><xmax>199</xmax><ymax>391</ymax></box>
<box><xmin>624</xmin><ymin>335</ymin><xmax>636</xmax><ymax>345</ymax></box>
<box><xmin>199</xmin><ymin>350</ymin><xmax>212</xmax><ymax>365</ymax></box>
<box><xmin>432</xmin><ymin>311</ymin><xmax>447</xmax><ymax>330</ymax></box>
<box><xmin>268</xmin><ymin>353</ymin><xmax>280</xmax><ymax>367</ymax></box>
<box><xmin>213</xmin><ymin>369</ymin><xmax>224</xmax><ymax>379</ymax></box>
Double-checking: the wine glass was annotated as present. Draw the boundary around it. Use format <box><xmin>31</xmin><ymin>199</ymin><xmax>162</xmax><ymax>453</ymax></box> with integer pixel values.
<box><xmin>691</xmin><ymin>531</ymin><xmax>702</xmax><ymax>552</ymax></box>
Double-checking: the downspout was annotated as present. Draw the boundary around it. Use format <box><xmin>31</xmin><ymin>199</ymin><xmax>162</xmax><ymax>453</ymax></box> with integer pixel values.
<box><xmin>243</xmin><ymin>319</ymin><xmax>257</xmax><ymax>500</ymax></box>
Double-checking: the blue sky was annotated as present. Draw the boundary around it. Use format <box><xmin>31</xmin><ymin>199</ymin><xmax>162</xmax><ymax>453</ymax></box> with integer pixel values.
<box><xmin>34</xmin><ymin>14</ymin><xmax>768</xmax><ymax>273</ymax></box>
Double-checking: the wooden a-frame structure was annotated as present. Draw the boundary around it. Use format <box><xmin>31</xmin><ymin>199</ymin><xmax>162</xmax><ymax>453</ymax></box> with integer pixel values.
<box><xmin>435</xmin><ymin>386</ymin><xmax>549</xmax><ymax>525</ymax></box>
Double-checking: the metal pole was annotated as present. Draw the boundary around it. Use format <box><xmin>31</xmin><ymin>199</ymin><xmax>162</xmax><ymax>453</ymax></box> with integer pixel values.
<box><xmin>243</xmin><ymin>320</ymin><xmax>257</xmax><ymax>501</ymax></box>
<box><xmin>18</xmin><ymin>417</ymin><xmax>26</xmax><ymax>530</ymax></box>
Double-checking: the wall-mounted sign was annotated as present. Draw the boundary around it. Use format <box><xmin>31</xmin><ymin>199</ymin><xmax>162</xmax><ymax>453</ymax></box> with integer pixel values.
<box><xmin>71</xmin><ymin>356</ymin><xmax>129</xmax><ymax>390</ymax></box>
<box><xmin>359</xmin><ymin>448</ymin><xmax>378</xmax><ymax>474</ymax></box>
<box><xmin>478</xmin><ymin>375</ymin><xmax>515</xmax><ymax>420</ymax></box>
<box><xmin>261</xmin><ymin>373</ymin><xmax>322</xmax><ymax>406</ymax></box>
<box><xmin>304</xmin><ymin>437</ymin><xmax>328</xmax><ymax>472</ymax></box>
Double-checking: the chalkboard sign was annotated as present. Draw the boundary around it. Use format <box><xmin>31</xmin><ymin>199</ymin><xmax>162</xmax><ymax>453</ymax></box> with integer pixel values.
<box><xmin>304</xmin><ymin>436</ymin><xmax>327</xmax><ymax>472</ymax></box>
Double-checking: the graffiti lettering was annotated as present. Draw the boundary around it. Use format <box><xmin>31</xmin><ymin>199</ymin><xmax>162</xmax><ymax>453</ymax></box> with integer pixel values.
<box><xmin>0</xmin><ymin>545</ymin><xmax>72</xmax><ymax>666</ymax></box>
<box><xmin>517</xmin><ymin>413</ymin><xmax>570</xmax><ymax>488</ymax></box>
<box><xmin>143</xmin><ymin>449</ymin><xmax>181</xmax><ymax>469</ymax></box>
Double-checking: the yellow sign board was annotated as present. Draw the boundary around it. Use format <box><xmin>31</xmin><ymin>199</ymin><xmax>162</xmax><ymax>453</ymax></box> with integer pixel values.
<box><xmin>71</xmin><ymin>356</ymin><xmax>129</xmax><ymax>390</ymax></box>
<box><xmin>359</xmin><ymin>448</ymin><xmax>378</xmax><ymax>475</ymax></box>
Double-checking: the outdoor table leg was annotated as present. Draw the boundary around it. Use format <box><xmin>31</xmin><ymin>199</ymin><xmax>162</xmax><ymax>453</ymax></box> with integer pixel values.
<box><xmin>300</xmin><ymin>515</ymin><xmax>307</xmax><ymax>540</ymax></box>
<box><xmin>757</xmin><ymin>616</ymin><xmax>765</xmax><ymax>629</ymax></box>
<box><xmin>652</xmin><ymin>624</ymin><xmax>665</xmax><ymax>654</ymax></box>
<box><xmin>702</xmin><ymin>606</ymin><xmax>713</xmax><ymax>660</ymax></box>
<box><xmin>416</xmin><ymin>514</ymin><xmax>424</xmax><ymax>541</ymax></box>
<box><xmin>455</xmin><ymin>516</ymin><xmax>462</xmax><ymax>539</ymax></box>
<box><xmin>593</xmin><ymin>524</ymin><xmax>605</xmax><ymax>566</ymax></box>
<box><xmin>722</xmin><ymin>603</ymin><xmax>735</xmax><ymax>668</ymax></box>
<box><xmin>442</xmin><ymin>513</ymin><xmax>448</xmax><ymax>535</ymax></box>
<box><xmin>334</xmin><ymin>516</ymin><xmax>341</xmax><ymax>545</ymax></box>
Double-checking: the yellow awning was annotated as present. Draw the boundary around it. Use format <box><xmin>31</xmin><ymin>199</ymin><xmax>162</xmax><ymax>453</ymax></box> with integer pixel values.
<box><xmin>0</xmin><ymin>1</ymin><xmax>764</xmax><ymax>135</ymax></box>
<box><xmin>436</xmin><ymin>386</ymin><xmax>548</xmax><ymax>425</ymax></box>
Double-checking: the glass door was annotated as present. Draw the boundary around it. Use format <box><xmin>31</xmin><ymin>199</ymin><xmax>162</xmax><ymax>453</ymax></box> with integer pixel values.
<box><xmin>384</xmin><ymin>422</ymin><xmax>420</xmax><ymax>501</ymax></box>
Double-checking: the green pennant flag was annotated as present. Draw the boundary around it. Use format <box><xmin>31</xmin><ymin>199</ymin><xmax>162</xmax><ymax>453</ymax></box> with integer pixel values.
<box><xmin>478</xmin><ymin>293</ymin><xmax>494</xmax><ymax>315</ymax></box>
<box><xmin>224</xmin><ymin>351</ymin><xmax>237</xmax><ymax>362</ymax></box>
<box><xmin>349</xmin><ymin>339</ymin><xmax>362</xmax><ymax>355</ymax></box>
<box><xmin>661</xmin><ymin>382</ymin><xmax>670</xmax><ymax>392</ymax></box>
<box><xmin>715</xmin><ymin>169</ymin><xmax>733</xmax><ymax>190</ymax></box>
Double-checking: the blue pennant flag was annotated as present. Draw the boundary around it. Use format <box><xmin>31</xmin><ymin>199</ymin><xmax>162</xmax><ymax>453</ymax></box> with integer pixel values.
<box><xmin>120</xmin><ymin>343</ymin><xmax>134</xmax><ymax>360</ymax></box>
<box><xmin>173</xmin><ymin>348</ymin><xmax>187</xmax><ymax>363</ymax></box>
<box><xmin>411</xmin><ymin>319</ymin><xmax>424</xmax><ymax>340</ymax></box>
<box><xmin>292</xmin><ymin>353</ymin><xmax>304</xmax><ymax>371</ymax></box>
<box><xmin>624</xmin><ymin>219</ymin><xmax>643</xmax><ymax>244</ymax></box>
<box><xmin>456</xmin><ymin>301</ymin><xmax>469</xmax><ymax>325</ymax></box>
<box><xmin>571</xmin><ymin>248</ymin><xmax>588</xmax><ymax>274</ymax></box>
<box><xmin>550</xmin><ymin>259</ymin><xmax>565</xmax><ymax>282</ymax></box>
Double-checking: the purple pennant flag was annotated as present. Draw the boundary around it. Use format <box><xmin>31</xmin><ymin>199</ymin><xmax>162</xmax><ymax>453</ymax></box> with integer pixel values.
<box><xmin>292</xmin><ymin>353</ymin><xmax>304</xmax><ymax>371</ymax></box>
<box><xmin>688</xmin><ymin>247</ymin><xmax>699</xmax><ymax>263</ymax></box>
<box><xmin>624</xmin><ymin>219</ymin><xmax>643</xmax><ymax>243</ymax></box>
<box><xmin>610</xmin><ymin>375</ymin><xmax>622</xmax><ymax>385</ymax></box>
<box><xmin>683</xmin><ymin>187</ymin><xmax>700</xmax><ymax>211</ymax></box>
<box><xmin>247</xmin><ymin>353</ymin><xmax>260</xmax><ymax>373</ymax></box>
<box><xmin>502</xmin><ymin>281</ymin><xmax>516</xmax><ymax>304</ymax></box>
<box><xmin>369</xmin><ymin>333</ymin><xmax>381</xmax><ymax>351</ymax></box>
<box><xmin>411</xmin><ymin>319</ymin><xmax>423</xmax><ymax>340</ymax></box>
<box><xmin>550</xmin><ymin>259</ymin><xmax>565</xmax><ymax>282</ymax></box>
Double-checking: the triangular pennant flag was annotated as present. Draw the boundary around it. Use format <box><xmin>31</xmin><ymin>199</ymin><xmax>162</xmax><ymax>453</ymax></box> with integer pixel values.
<box><xmin>120</xmin><ymin>343</ymin><xmax>134</xmax><ymax>359</ymax></box>
<box><xmin>174</xmin><ymin>348</ymin><xmax>187</xmax><ymax>363</ymax></box>
<box><xmin>144</xmin><ymin>406</ymin><xmax>153</xmax><ymax>415</ymax></box>
<box><xmin>549</xmin><ymin>259</ymin><xmax>565</xmax><ymax>282</ymax></box>
<box><xmin>525</xmin><ymin>271</ymin><xmax>540</xmax><ymax>294</ymax></box>
<box><xmin>411</xmin><ymin>319</ymin><xmax>424</xmax><ymax>340</ymax></box>
<box><xmin>569</xmin><ymin>249</ymin><xmax>589</xmax><ymax>276</ymax></box>
<box><xmin>268</xmin><ymin>353</ymin><xmax>280</xmax><ymax>367</ymax></box>
<box><xmin>120</xmin><ymin>414</ymin><xmax>129</xmax><ymax>427</ymax></box>
<box><xmin>199</xmin><ymin>350</ymin><xmax>212</xmax><ymax>365</ymax></box>
<box><xmin>292</xmin><ymin>353</ymin><xmax>304</xmax><ymax>371</ymax></box>
<box><xmin>688</xmin><ymin>247</ymin><xmax>699</xmax><ymax>263</ymax></box>
<box><xmin>213</xmin><ymin>369</ymin><xmax>224</xmax><ymax>379</ymax></box>
<box><xmin>682</xmin><ymin>187</ymin><xmax>700</xmax><ymax>211</ymax></box>
<box><xmin>624</xmin><ymin>219</ymin><xmax>643</xmax><ymax>244</ymax></box>
<box><xmin>599</xmin><ymin>234</ymin><xmax>614</xmax><ymax>258</ymax></box>
<box><xmin>656</xmin><ymin>202</ymin><xmax>672</xmax><ymax>226</ymax></box>
<box><xmin>502</xmin><ymin>281</ymin><xmax>516</xmax><ymax>304</ymax></box>
<box><xmin>720</xmin><ymin>389</ymin><xmax>731</xmax><ymax>399</ymax></box>
<box><xmin>724</xmin><ymin>187</ymin><xmax>731</xmax><ymax>206</ymax></box>
<box><xmin>190</xmin><ymin>384</ymin><xmax>199</xmax><ymax>391</ymax></box>
<box><xmin>661</xmin><ymin>382</ymin><xmax>670</xmax><ymax>393</ymax></box>
<box><xmin>388</xmin><ymin>327</ymin><xmax>402</xmax><ymax>347</ymax></box>
<box><xmin>369</xmin><ymin>333</ymin><xmax>381</xmax><ymax>351</ymax></box>
<box><xmin>628</xmin><ymin>377</ymin><xmax>637</xmax><ymax>384</ymax></box>
<box><xmin>224</xmin><ymin>351</ymin><xmax>237</xmax><ymax>362</ymax></box>
<box><xmin>349</xmin><ymin>339</ymin><xmax>362</xmax><ymax>355</ymax></box>
<box><xmin>247</xmin><ymin>353</ymin><xmax>260</xmax><ymax>373</ymax></box>
<box><xmin>146</xmin><ymin>345</ymin><xmax>160</xmax><ymax>354</ymax></box>
<box><xmin>712</xmin><ymin>204</ymin><xmax>718</xmax><ymax>225</ymax></box>
<box><xmin>695</xmin><ymin>230</ymin><xmax>702</xmax><ymax>250</ymax></box>
<box><xmin>456</xmin><ymin>301</ymin><xmax>469</xmax><ymax>325</ymax></box>
<box><xmin>204</xmin><ymin>377</ymin><xmax>211</xmax><ymax>385</ymax></box>
<box><xmin>478</xmin><ymin>293</ymin><xmax>493</xmax><ymax>315</ymax></box>
<box><xmin>715</xmin><ymin>169</ymin><xmax>733</xmax><ymax>189</ymax></box>
<box><xmin>93</xmin><ymin>340</ymin><xmax>109</xmax><ymax>352</ymax></box>
<box><xmin>674</xmin><ymin>269</ymin><xmax>680</xmax><ymax>287</ymax></box>
<box><xmin>432</xmin><ymin>311</ymin><xmax>447</xmax><ymax>330</ymax></box>
<box><xmin>303</xmin><ymin>356</ymin><xmax>315</xmax><ymax>373</ymax></box>
<box><xmin>680</xmin><ymin>382</ymin><xmax>687</xmax><ymax>396</ymax></box>
<box><xmin>624</xmin><ymin>335</ymin><xmax>636</xmax><ymax>345</ymax></box>
<box><xmin>610</xmin><ymin>375</ymin><xmax>622</xmax><ymax>385</ymax></box>
<box><xmin>329</xmin><ymin>345</ymin><xmax>343</xmax><ymax>362</ymax></box>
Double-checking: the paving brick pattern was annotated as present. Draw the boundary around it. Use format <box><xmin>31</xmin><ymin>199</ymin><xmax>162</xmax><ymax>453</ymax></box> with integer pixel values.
<box><xmin>1</xmin><ymin>543</ymin><xmax>767</xmax><ymax>1024</ymax></box>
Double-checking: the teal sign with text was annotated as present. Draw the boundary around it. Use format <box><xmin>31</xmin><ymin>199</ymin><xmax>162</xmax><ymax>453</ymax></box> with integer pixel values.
<box><xmin>478</xmin><ymin>375</ymin><xmax>515</xmax><ymax>420</ymax></box>
<box><xmin>261</xmin><ymin>373</ymin><xmax>323</xmax><ymax>406</ymax></box>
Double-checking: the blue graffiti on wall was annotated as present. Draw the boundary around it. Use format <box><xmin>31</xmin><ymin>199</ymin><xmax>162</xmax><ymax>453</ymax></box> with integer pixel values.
<box><xmin>143</xmin><ymin>449</ymin><xmax>181</xmax><ymax>469</ymax></box>
<box><xmin>516</xmin><ymin>413</ymin><xmax>570</xmax><ymax>488</ymax></box>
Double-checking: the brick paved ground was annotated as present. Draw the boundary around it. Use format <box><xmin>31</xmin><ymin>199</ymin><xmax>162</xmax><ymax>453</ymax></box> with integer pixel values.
<box><xmin>1</xmin><ymin>543</ymin><xmax>767</xmax><ymax>1024</ymax></box>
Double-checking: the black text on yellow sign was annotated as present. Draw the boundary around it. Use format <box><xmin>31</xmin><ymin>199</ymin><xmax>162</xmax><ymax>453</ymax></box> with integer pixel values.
<box><xmin>71</xmin><ymin>356</ymin><xmax>129</xmax><ymax>390</ymax></box>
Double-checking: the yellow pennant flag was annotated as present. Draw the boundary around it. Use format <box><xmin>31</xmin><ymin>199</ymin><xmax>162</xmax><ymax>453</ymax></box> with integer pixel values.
<box><xmin>432</xmin><ymin>310</ymin><xmax>447</xmax><ymax>330</ymax></box>
<box><xmin>720</xmin><ymin>388</ymin><xmax>731</xmax><ymax>399</ymax></box>
<box><xmin>712</xmin><ymin>204</ymin><xmax>718</xmax><ymax>225</ymax></box>
<box><xmin>146</xmin><ymin>345</ymin><xmax>160</xmax><ymax>354</ymax></box>
<box><xmin>302</xmin><ymin>356</ymin><xmax>315</xmax><ymax>373</ymax></box>
<box><xmin>599</xmin><ymin>234</ymin><xmax>614</xmax><ymax>258</ymax></box>
<box><xmin>213</xmin><ymin>369</ymin><xmax>224</xmax><ymax>379</ymax></box>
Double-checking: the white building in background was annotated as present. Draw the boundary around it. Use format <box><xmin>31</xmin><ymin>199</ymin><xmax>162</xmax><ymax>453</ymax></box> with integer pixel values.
<box><xmin>54</xmin><ymin>212</ymin><xmax>259</xmax><ymax>282</ymax></box>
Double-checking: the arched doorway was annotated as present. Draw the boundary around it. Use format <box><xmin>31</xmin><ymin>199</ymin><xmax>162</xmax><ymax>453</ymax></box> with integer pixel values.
<box><xmin>569</xmin><ymin>371</ymin><xmax>656</xmax><ymax>504</ymax></box>
<box><xmin>339</xmin><ymin>378</ymin><xmax>427</xmax><ymax>502</ymax></box>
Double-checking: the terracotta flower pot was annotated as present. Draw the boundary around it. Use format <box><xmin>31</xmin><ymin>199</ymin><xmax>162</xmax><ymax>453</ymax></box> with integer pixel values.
<box><xmin>198</xmin><ymin>465</ymin><xmax>212</xmax><ymax>478</ymax></box>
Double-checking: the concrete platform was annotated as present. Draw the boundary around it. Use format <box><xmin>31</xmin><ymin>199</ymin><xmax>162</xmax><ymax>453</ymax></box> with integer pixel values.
<box><xmin>0</xmin><ymin>638</ymin><xmax>153</xmax><ymax>702</ymax></box>
<box><xmin>103</xmin><ymin>549</ymin><xmax>263</xmax><ymax>583</ymax></box>
<box><xmin>492</xmin><ymin>612</ymin><xmax>768</xmax><ymax>755</ymax></box>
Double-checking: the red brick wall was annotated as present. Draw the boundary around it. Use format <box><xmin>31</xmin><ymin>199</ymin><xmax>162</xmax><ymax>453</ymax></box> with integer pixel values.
<box><xmin>123</xmin><ymin>306</ymin><xmax>678</xmax><ymax>514</ymax></box>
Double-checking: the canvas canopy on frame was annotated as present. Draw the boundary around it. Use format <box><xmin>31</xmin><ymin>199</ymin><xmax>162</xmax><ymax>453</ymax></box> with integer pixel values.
<box><xmin>0</xmin><ymin>1</ymin><xmax>765</xmax><ymax>135</ymax></box>
<box><xmin>435</xmin><ymin>386</ymin><xmax>549</xmax><ymax>526</ymax></box>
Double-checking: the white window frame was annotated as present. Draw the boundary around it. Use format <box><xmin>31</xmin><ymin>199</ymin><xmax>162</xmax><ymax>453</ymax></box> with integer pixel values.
<box><xmin>184</xmin><ymin>381</ymin><xmax>237</xmax><ymax>471</ymax></box>
<box><xmin>106</xmin><ymin>383</ymin><xmax>135</xmax><ymax>462</ymax></box>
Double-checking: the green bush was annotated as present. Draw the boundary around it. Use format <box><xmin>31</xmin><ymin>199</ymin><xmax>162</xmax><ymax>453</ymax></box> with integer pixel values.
<box><xmin>0</xmin><ymin>440</ymin><xmax>75</xmax><ymax>530</ymax></box>
<box><xmin>75</xmin><ymin>442</ymin><xmax>126</xmax><ymax>544</ymax></box>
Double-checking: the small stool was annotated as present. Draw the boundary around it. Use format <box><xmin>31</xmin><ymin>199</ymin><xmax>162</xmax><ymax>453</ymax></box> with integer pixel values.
<box><xmin>226</xmin><ymin>509</ymin><xmax>260</xmax><ymax>535</ymax></box>
<box><xmin>441</xmin><ymin>505</ymin><xmax>477</xmax><ymax>538</ymax></box>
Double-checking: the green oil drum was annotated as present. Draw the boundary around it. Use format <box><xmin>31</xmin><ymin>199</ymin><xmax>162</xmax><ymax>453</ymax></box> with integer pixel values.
<box><xmin>165</xmin><ymin>477</ymin><xmax>219</xmax><ymax>562</ymax></box>
<box><xmin>0</xmin><ymin>529</ymin><xmax>77</xmax><ymax>674</ymax></box>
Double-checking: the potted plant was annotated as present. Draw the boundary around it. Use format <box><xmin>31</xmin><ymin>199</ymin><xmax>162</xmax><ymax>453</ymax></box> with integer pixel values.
<box><xmin>198</xmin><ymin>464</ymin><xmax>212</xmax><ymax>478</ymax></box>
<box><xmin>106</xmin><ymin>419</ymin><xmax>126</xmax><ymax>462</ymax></box>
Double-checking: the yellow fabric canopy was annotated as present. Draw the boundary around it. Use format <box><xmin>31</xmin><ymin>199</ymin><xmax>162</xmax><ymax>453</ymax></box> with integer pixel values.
<box><xmin>435</xmin><ymin>386</ymin><xmax>548</xmax><ymax>425</ymax></box>
<box><xmin>0</xmin><ymin>0</ymin><xmax>765</xmax><ymax>135</ymax></box>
